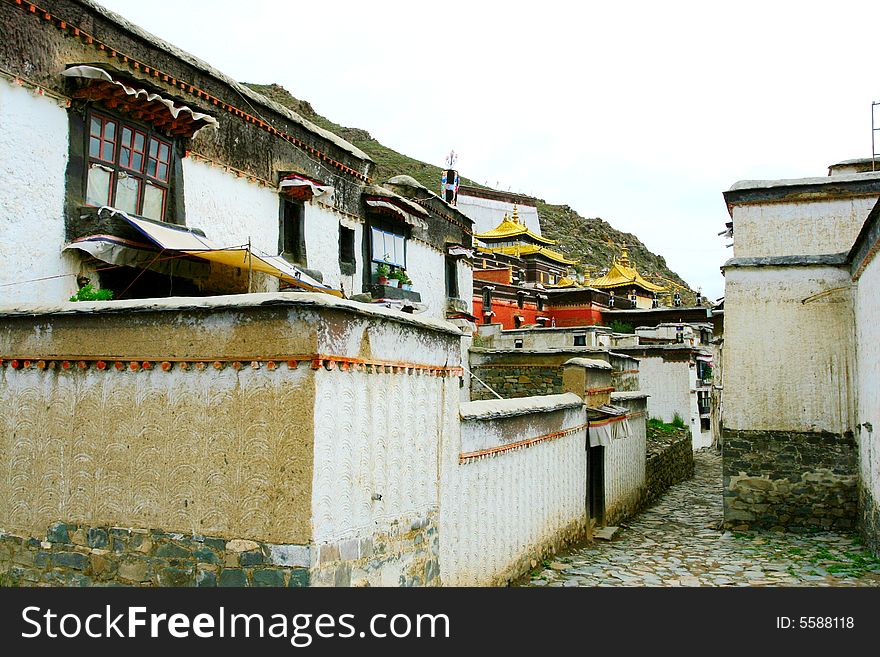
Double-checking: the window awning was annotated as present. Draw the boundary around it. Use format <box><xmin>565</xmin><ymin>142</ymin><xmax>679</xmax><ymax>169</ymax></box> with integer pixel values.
<box><xmin>63</xmin><ymin>234</ymin><xmax>210</xmax><ymax>279</ymax></box>
<box><xmin>92</xmin><ymin>207</ymin><xmax>341</xmax><ymax>296</ymax></box>
<box><xmin>447</xmin><ymin>244</ymin><xmax>473</xmax><ymax>258</ymax></box>
<box><xmin>364</xmin><ymin>198</ymin><xmax>428</xmax><ymax>229</ymax></box>
<box><xmin>279</xmin><ymin>173</ymin><xmax>333</xmax><ymax>202</ymax></box>
<box><xmin>62</xmin><ymin>65</ymin><xmax>219</xmax><ymax>137</ymax></box>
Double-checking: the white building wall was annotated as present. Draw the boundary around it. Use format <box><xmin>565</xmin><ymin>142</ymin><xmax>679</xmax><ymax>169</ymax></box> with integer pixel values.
<box><xmin>0</xmin><ymin>79</ymin><xmax>79</xmax><ymax>304</ymax></box>
<box><xmin>442</xmin><ymin>402</ymin><xmax>586</xmax><ymax>586</ymax></box>
<box><xmin>604</xmin><ymin>420</ymin><xmax>646</xmax><ymax>523</ymax></box>
<box><xmin>181</xmin><ymin>157</ymin><xmax>279</xmax><ymax>256</ymax></box>
<box><xmin>456</xmin><ymin>258</ymin><xmax>473</xmax><ymax>313</ymax></box>
<box><xmin>854</xmin><ymin>256</ymin><xmax>880</xmax><ymax>524</ymax></box>
<box><xmin>407</xmin><ymin>240</ymin><xmax>447</xmax><ymax>320</ymax></box>
<box><xmin>638</xmin><ymin>357</ymin><xmax>691</xmax><ymax>425</ymax></box>
<box><xmin>456</xmin><ymin>194</ymin><xmax>542</xmax><ymax>236</ymax></box>
<box><xmin>732</xmin><ymin>197</ymin><xmax>878</xmax><ymax>258</ymax></box>
<box><xmin>723</xmin><ymin>265</ymin><xmax>856</xmax><ymax>434</ymax></box>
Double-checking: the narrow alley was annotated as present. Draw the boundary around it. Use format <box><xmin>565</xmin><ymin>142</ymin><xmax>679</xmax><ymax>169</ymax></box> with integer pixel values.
<box><xmin>523</xmin><ymin>450</ymin><xmax>880</xmax><ymax>587</ymax></box>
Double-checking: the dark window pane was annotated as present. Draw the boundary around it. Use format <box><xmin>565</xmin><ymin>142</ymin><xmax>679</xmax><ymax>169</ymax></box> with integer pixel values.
<box><xmin>120</xmin><ymin>147</ymin><xmax>131</xmax><ymax>168</ymax></box>
<box><xmin>146</xmin><ymin>159</ymin><xmax>157</xmax><ymax>177</ymax></box>
<box><xmin>90</xmin><ymin>118</ymin><xmax>101</xmax><ymax>136</ymax></box>
<box><xmin>102</xmin><ymin>142</ymin><xmax>114</xmax><ymax>161</ymax></box>
<box><xmin>132</xmin><ymin>153</ymin><xmax>143</xmax><ymax>171</ymax></box>
<box><xmin>149</xmin><ymin>140</ymin><xmax>158</xmax><ymax>157</ymax></box>
<box><xmin>104</xmin><ymin>121</ymin><xmax>116</xmax><ymax>141</ymax></box>
<box><xmin>159</xmin><ymin>143</ymin><xmax>170</xmax><ymax>162</ymax></box>
<box><xmin>134</xmin><ymin>132</ymin><xmax>145</xmax><ymax>151</ymax></box>
<box><xmin>121</xmin><ymin>126</ymin><xmax>132</xmax><ymax>145</ymax></box>
<box><xmin>89</xmin><ymin>136</ymin><xmax>100</xmax><ymax>158</ymax></box>
<box><xmin>157</xmin><ymin>163</ymin><xmax>168</xmax><ymax>181</ymax></box>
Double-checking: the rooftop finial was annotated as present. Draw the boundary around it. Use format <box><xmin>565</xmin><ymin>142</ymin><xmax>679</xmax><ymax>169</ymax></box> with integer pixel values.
<box><xmin>619</xmin><ymin>242</ymin><xmax>631</xmax><ymax>267</ymax></box>
<box><xmin>512</xmin><ymin>204</ymin><xmax>519</xmax><ymax>224</ymax></box>
<box><xmin>445</xmin><ymin>150</ymin><xmax>457</xmax><ymax>169</ymax></box>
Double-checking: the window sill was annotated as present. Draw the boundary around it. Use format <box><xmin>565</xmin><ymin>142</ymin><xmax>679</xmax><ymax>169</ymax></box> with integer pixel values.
<box><xmin>369</xmin><ymin>284</ymin><xmax>421</xmax><ymax>303</ymax></box>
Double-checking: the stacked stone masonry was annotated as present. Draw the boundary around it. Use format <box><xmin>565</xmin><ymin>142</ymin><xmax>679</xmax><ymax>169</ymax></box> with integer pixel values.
<box><xmin>722</xmin><ymin>430</ymin><xmax>858</xmax><ymax>531</ymax></box>
<box><xmin>0</xmin><ymin>523</ymin><xmax>310</xmax><ymax>587</ymax></box>
<box><xmin>644</xmin><ymin>435</ymin><xmax>695</xmax><ymax>507</ymax></box>
<box><xmin>470</xmin><ymin>366</ymin><xmax>562</xmax><ymax>400</ymax></box>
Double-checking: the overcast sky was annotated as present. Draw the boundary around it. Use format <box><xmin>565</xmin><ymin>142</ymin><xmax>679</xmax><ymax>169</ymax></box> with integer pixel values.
<box><xmin>96</xmin><ymin>0</ymin><xmax>880</xmax><ymax>299</ymax></box>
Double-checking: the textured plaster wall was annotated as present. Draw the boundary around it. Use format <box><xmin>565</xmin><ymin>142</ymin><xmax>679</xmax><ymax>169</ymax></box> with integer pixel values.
<box><xmin>732</xmin><ymin>197</ymin><xmax>877</xmax><ymax>258</ymax></box>
<box><xmin>603</xmin><ymin>398</ymin><xmax>647</xmax><ymax>524</ymax></box>
<box><xmin>854</xmin><ymin>254</ymin><xmax>880</xmax><ymax>551</ymax></box>
<box><xmin>442</xmin><ymin>402</ymin><xmax>587</xmax><ymax>586</ymax></box>
<box><xmin>0</xmin><ymin>78</ymin><xmax>79</xmax><ymax>304</ymax></box>
<box><xmin>303</xmin><ymin>204</ymin><xmax>362</xmax><ymax>294</ymax></box>
<box><xmin>723</xmin><ymin>266</ymin><xmax>855</xmax><ymax>434</ymax></box>
<box><xmin>456</xmin><ymin>257</ymin><xmax>473</xmax><ymax>313</ymax></box>
<box><xmin>181</xmin><ymin>157</ymin><xmax>279</xmax><ymax>256</ymax></box>
<box><xmin>0</xmin><ymin>320</ymin><xmax>316</xmax><ymax>545</ymax></box>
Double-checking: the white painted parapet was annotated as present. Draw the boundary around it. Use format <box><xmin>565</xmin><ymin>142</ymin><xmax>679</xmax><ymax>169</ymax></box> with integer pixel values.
<box><xmin>442</xmin><ymin>393</ymin><xmax>588</xmax><ymax>586</ymax></box>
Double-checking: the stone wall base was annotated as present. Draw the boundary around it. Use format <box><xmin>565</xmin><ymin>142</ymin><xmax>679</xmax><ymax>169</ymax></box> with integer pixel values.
<box><xmin>644</xmin><ymin>435</ymin><xmax>695</xmax><ymax>508</ymax></box>
<box><xmin>722</xmin><ymin>429</ymin><xmax>858</xmax><ymax>531</ymax></box>
<box><xmin>310</xmin><ymin>512</ymin><xmax>440</xmax><ymax>587</ymax></box>
<box><xmin>859</xmin><ymin>486</ymin><xmax>880</xmax><ymax>557</ymax></box>
<box><xmin>0</xmin><ymin>522</ymin><xmax>310</xmax><ymax>587</ymax></box>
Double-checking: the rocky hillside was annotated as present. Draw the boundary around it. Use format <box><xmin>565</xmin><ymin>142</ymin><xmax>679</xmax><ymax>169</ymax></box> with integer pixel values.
<box><xmin>245</xmin><ymin>82</ymin><xmax>694</xmax><ymax>298</ymax></box>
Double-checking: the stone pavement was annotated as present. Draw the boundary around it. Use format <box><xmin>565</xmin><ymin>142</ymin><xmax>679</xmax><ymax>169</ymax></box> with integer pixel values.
<box><xmin>522</xmin><ymin>449</ymin><xmax>880</xmax><ymax>587</ymax></box>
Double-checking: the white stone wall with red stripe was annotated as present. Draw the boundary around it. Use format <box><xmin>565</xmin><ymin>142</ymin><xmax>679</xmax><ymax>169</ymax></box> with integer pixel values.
<box><xmin>440</xmin><ymin>394</ymin><xmax>588</xmax><ymax>586</ymax></box>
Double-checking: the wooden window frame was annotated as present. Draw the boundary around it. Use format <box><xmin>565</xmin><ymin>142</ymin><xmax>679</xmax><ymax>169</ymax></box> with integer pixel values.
<box><xmin>85</xmin><ymin>110</ymin><xmax>173</xmax><ymax>221</ymax></box>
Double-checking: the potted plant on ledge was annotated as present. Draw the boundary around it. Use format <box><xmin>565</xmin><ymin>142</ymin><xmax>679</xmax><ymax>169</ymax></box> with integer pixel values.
<box><xmin>396</xmin><ymin>270</ymin><xmax>413</xmax><ymax>291</ymax></box>
<box><xmin>376</xmin><ymin>262</ymin><xmax>391</xmax><ymax>285</ymax></box>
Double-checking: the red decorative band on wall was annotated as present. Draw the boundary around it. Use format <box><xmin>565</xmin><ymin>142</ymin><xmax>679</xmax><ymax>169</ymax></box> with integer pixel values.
<box><xmin>589</xmin><ymin>415</ymin><xmax>629</xmax><ymax>428</ymax></box>
<box><xmin>4</xmin><ymin>0</ymin><xmax>370</xmax><ymax>183</ymax></box>
<box><xmin>0</xmin><ymin>354</ymin><xmax>464</xmax><ymax>377</ymax></box>
<box><xmin>459</xmin><ymin>422</ymin><xmax>589</xmax><ymax>464</ymax></box>
<box><xmin>586</xmin><ymin>387</ymin><xmax>615</xmax><ymax>395</ymax></box>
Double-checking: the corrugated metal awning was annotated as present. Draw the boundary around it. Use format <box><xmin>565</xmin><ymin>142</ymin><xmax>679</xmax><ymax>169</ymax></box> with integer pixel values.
<box><xmin>94</xmin><ymin>207</ymin><xmax>341</xmax><ymax>296</ymax></box>
<box><xmin>63</xmin><ymin>65</ymin><xmax>219</xmax><ymax>137</ymax></box>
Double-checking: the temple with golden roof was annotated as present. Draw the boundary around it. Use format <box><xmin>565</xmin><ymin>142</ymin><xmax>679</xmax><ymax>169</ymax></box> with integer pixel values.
<box><xmin>473</xmin><ymin>206</ymin><xmax>577</xmax><ymax>287</ymax></box>
<box><xmin>587</xmin><ymin>244</ymin><xmax>665</xmax><ymax>309</ymax></box>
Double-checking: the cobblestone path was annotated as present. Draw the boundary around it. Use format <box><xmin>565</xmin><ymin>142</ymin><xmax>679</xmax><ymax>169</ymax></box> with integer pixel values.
<box><xmin>523</xmin><ymin>450</ymin><xmax>880</xmax><ymax>587</ymax></box>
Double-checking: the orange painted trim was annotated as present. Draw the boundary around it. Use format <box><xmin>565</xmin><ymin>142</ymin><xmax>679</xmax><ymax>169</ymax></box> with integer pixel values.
<box><xmin>5</xmin><ymin>0</ymin><xmax>369</xmax><ymax>183</ymax></box>
<box><xmin>586</xmin><ymin>386</ymin><xmax>615</xmax><ymax>395</ymax></box>
<box><xmin>0</xmin><ymin>354</ymin><xmax>464</xmax><ymax>377</ymax></box>
<box><xmin>590</xmin><ymin>415</ymin><xmax>628</xmax><ymax>428</ymax></box>
<box><xmin>459</xmin><ymin>422</ymin><xmax>589</xmax><ymax>464</ymax></box>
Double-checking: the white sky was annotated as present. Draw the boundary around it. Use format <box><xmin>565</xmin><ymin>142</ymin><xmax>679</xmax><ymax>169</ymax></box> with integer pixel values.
<box><xmin>95</xmin><ymin>0</ymin><xmax>880</xmax><ymax>300</ymax></box>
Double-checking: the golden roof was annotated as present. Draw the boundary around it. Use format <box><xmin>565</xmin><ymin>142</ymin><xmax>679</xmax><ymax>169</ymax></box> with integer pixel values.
<box><xmin>478</xmin><ymin>244</ymin><xmax>578</xmax><ymax>266</ymax></box>
<box><xmin>589</xmin><ymin>245</ymin><xmax>665</xmax><ymax>293</ymax></box>
<box><xmin>547</xmin><ymin>276</ymin><xmax>580</xmax><ymax>289</ymax></box>
<box><xmin>474</xmin><ymin>206</ymin><xmax>556</xmax><ymax>245</ymax></box>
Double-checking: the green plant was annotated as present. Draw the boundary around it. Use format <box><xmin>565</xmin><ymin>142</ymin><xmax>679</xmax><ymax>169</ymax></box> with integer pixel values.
<box><xmin>671</xmin><ymin>412</ymin><xmax>686</xmax><ymax>429</ymax></box>
<box><xmin>69</xmin><ymin>284</ymin><xmax>113</xmax><ymax>302</ymax></box>
<box><xmin>607</xmin><ymin>320</ymin><xmax>633</xmax><ymax>334</ymax></box>
<box><xmin>375</xmin><ymin>262</ymin><xmax>390</xmax><ymax>279</ymax></box>
<box><xmin>390</xmin><ymin>269</ymin><xmax>411</xmax><ymax>285</ymax></box>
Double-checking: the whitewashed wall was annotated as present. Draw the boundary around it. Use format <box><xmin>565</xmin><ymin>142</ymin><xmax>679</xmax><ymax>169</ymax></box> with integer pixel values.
<box><xmin>310</xmin><ymin>310</ymin><xmax>461</xmax><ymax>586</ymax></box>
<box><xmin>0</xmin><ymin>79</ymin><xmax>79</xmax><ymax>304</ymax></box>
<box><xmin>442</xmin><ymin>395</ymin><xmax>587</xmax><ymax>586</ymax></box>
<box><xmin>456</xmin><ymin>257</ymin><xmax>473</xmax><ymax>313</ymax></box>
<box><xmin>182</xmin><ymin>157</ymin><xmax>279</xmax><ymax>256</ymax></box>
<box><xmin>723</xmin><ymin>265</ymin><xmax>856</xmax><ymax>434</ymax></box>
<box><xmin>603</xmin><ymin>420</ymin><xmax>646</xmax><ymax>523</ymax></box>
<box><xmin>732</xmin><ymin>197</ymin><xmax>878</xmax><ymax>258</ymax></box>
<box><xmin>854</xmin><ymin>254</ymin><xmax>880</xmax><ymax>526</ymax></box>
<box><xmin>638</xmin><ymin>357</ymin><xmax>691</xmax><ymax>424</ymax></box>
<box><xmin>456</xmin><ymin>194</ymin><xmax>542</xmax><ymax>236</ymax></box>
<box><xmin>408</xmin><ymin>240</ymin><xmax>447</xmax><ymax>320</ymax></box>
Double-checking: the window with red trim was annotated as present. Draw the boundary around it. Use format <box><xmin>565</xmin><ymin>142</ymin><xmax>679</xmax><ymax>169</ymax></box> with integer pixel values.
<box><xmin>85</xmin><ymin>111</ymin><xmax>173</xmax><ymax>221</ymax></box>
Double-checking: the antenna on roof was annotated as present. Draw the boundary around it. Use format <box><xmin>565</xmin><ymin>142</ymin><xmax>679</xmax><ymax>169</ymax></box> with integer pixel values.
<box><xmin>873</xmin><ymin>101</ymin><xmax>880</xmax><ymax>172</ymax></box>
